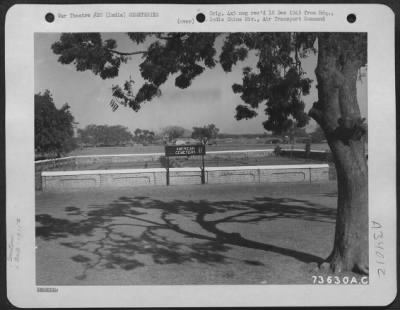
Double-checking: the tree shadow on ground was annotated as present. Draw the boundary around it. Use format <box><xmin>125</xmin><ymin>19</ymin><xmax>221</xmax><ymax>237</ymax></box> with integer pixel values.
<box><xmin>36</xmin><ymin>196</ymin><xmax>336</xmax><ymax>280</ymax></box>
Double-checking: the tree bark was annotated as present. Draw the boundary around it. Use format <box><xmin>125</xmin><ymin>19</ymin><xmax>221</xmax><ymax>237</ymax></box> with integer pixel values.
<box><xmin>311</xmin><ymin>33</ymin><xmax>368</xmax><ymax>274</ymax></box>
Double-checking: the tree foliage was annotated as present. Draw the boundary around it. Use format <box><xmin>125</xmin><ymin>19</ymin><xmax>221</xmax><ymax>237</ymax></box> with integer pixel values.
<box><xmin>35</xmin><ymin>90</ymin><xmax>76</xmax><ymax>157</ymax></box>
<box><xmin>162</xmin><ymin>125</ymin><xmax>186</xmax><ymax>141</ymax></box>
<box><xmin>51</xmin><ymin>33</ymin><xmax>367</xmax><ymax>137</ymax></box>
<box><xmin>133</xmin><ymin>128</ymin><xmax>155</xmax><ymax>145</ymax></box>
<box><xmin>51</xmin><ymin>33</ymin><xmax>313</xmax><ymax>133</ymax></box>
<box><xmin>191</xmin><ymin>124</ymin><xmax>219</xmax><ymax>144</ymax></box>
<box><xmin>77</xmin><ymin>124</ymin><xmax>133</xmax><ymax>147</ymax></box>
<box><xmin>221</xmin><ymin>33</ymin><xmax>315</xmax><ymax>133</ymax></box>
<box><xmin>51</xmin><ymin>33</ymin><xmax>131</xmax><ymax>79</ymax></box>
<box><xmin>52</xmin><ymin>33</ymin><xmax>218</xmax><ymax>112</ymax></box>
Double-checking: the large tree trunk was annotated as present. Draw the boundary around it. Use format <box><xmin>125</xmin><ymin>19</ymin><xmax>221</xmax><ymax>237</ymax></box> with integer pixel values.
<box><xmin>310</xmin><ymin>33</ymin><xmax>368</xmax><ymax>274</ymax></box>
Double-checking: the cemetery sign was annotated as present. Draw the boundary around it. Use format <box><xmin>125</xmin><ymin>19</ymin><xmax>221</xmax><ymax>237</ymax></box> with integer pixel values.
<box><xmin>164</xmin><ymin>144</ymin><xmax>206</xmax><ymax>185</ymax></box>
<box><xmin>165</xmin><ymin>144</ymin><xmax>206</xmax><ymax>157</ymax></box>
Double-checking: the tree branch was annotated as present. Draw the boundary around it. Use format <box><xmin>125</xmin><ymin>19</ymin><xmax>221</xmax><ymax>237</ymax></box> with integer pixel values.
<box><xmin>106</xmin><ymin>49</ymin><xmax>146</xmax><ymax>56</ymax></box>
<box><xmin>309</xmin><ymin>101</ymin><xmax>324</xmax><ymax>126</ymax></box>
<box><xmin>156</xmin><ymin>34</ymin><xmax>189</xmax><ymax>41</ymax></box>
<box><xmin>157</xmin><ymin>35</ymin><xmax>172</xmax><ymax>40</ymax></box>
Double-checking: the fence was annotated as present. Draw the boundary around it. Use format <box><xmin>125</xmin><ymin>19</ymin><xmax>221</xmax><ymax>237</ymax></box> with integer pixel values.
<box><xmin>35</xmin><ymin>148</ymin><xmax>331</xmax><ymax>190</ymax></box>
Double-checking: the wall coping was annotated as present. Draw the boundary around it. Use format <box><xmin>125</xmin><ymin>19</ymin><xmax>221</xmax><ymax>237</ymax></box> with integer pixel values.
<box><xmin>41</xmin><ymin>164</ymin><xmax>329</xmax><ymax>177</ymax></box>
<box><xmin>205</xmin><ymin>164</ymin><xmax>329</xmax><ymax>171</ymax></box>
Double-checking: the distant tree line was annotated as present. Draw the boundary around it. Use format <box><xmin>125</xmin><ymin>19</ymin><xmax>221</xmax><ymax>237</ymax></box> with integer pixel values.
<box><xmin>35</xmin><ymin>90</ymin><xmax>323</xmax><ymax>158</ymax></box>
<box><xmin>161</xmin><ymin>126</ymin><xmax>186</xmax><ymax>142</ymax></box>
<box><xmin>35</xmin><ymin>91</ymin><xmax>222</xmax><ymax>155</ymax></box>
<box><xmin>133</xmin><ymin>128</ymin><xmax>155</xmax><ymax>145</ymax></box>
<box><xmin>191</xmin><ymin>124</ymin><xmax>219</xmax><ymax>145</ymax></box>
<box><xmin>77</xmin><ymin>125</ymin><xmax>133</xmax><ymax>147</ymax></box>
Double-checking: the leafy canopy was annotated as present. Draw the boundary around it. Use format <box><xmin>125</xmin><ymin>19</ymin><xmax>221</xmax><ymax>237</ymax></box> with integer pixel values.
<box><xmin>52</xmin><ymin>32</ymin><xmax>320</xmax><ymax>133</ymax></box>
<box><xmin>35</xmin><ymin>90</ymin><xmax>76</xmax><ymax>156</ymax></box>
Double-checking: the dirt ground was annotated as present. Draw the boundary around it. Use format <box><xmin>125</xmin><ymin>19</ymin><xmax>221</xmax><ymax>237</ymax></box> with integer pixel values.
<box><xmin>36</xmin><ymin>181</ymin><xmax>342</xmax><ymax>285</ymax></box>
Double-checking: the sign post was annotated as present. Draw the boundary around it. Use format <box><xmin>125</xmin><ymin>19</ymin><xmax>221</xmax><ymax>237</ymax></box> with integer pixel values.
<box><xmin>201</xmin><ymin>153</ymin><xmax>205</xmax><ymax>184</ymax></box>
<box><xmin>164</xmin><ymin>144</ymin><xmax>206</xmax><ymax>186</ymax></box>
<box><xmin>166</xmin><ymin>156</ymin><xmax>170</xmax><ymax>186</ymax></box>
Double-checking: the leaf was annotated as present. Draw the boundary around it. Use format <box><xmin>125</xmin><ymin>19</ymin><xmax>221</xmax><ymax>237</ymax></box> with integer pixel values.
<box><xmin>235</xmin><ymin>105</ymin><xmax>258</xmax><ymax>120</ymax></box>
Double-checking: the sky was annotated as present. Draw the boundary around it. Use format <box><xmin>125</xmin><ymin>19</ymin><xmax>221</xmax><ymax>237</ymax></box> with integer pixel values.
<box><xmin>34</xmin><ymin>33</ymin><xmax>368</xmax><ymax>135</ymax></box>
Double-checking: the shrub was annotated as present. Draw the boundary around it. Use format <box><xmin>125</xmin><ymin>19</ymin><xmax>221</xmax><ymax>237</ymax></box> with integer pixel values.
<box><xmin>274</xmin><ymin>145</ymin><xmax>282</xmax><ymax>156</ymax></box>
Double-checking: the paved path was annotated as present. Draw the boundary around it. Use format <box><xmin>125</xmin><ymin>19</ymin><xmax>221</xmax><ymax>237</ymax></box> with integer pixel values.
<box><xmin>36</xmin><ymin>182</ymin><xmax>338</xmax><ymax>285</ymax></box>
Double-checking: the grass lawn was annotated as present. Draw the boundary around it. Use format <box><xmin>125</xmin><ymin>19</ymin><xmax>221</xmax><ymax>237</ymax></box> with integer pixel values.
<box><xmin>56</xmin><ymin>154</ymin><xmax>326</xmax><ymax>171</ymax></box>
<box><xmin>35</xmin><ymin>181</ymin><xmax>359</xmax><ymax>285</ymax></box>
<box><xmin>68</xmin><ymin>142</ymin><xmax>330</xmax><ymax>156</ymax></box>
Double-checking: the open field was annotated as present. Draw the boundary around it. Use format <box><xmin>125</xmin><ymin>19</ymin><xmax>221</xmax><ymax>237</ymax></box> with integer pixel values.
<box><xmin>34</xmin><ymin>181</ymin><xmax>366</xmax><ymax>286</ymax></box>
<box><xmin>50</xmin><ymin>154</ymin><xmax>325</xmax><ymax>171</ymax></box>
<box><xmin>68</xmin><ymin>142</ymin><xmax>330</xmax><ymax>156</ymax></box>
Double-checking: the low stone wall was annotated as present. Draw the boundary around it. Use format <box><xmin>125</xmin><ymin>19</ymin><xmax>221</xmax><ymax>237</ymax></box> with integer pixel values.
<box><xmin>36</xmin><ymin>149</ymin><xmax>332</xmax><ymax>190</ymax></box>
<box><xmin>35</xmin><ymin>150</ymin><xmax>276</xmax><ymax>189</ymax></box>
<box><xmin>41</xmin><ymin>164</ymin><xmax>329</xmax><ymax>191</ymax></box>
<box><xmin>35</xmin><ymin>157</ymin><xmax>77</xmax><ymax>190</ymax></box>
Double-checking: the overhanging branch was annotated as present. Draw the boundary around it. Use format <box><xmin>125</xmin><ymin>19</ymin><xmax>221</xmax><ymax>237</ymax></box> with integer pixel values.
<box><xmin>106</xmin><ymin>49</ymin><xmax>146</xmax><ymax>56</ymax></box>
<box><xmin>309</xmin><ymin>102</ymin><xmax>324</xmax><ymax>125</ymax></box>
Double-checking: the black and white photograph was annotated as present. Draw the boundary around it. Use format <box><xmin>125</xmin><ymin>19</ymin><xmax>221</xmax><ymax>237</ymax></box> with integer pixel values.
<box><xmin>34</xmin><ymin>31</ymin><xmax>369</xmax><ymax>285</ymax></box>
<box><xmin>5</xmin><ymin>4</ymin><xmax>396</xmax><ymax>307</ymax></box>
